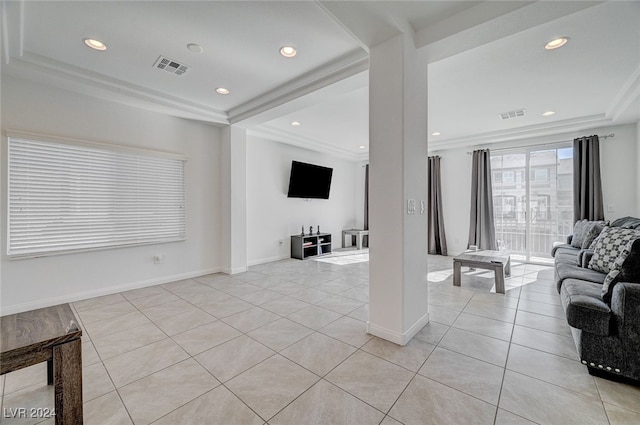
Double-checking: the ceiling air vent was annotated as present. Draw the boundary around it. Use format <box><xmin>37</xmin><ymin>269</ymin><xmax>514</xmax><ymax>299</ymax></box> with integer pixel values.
<box><xmin>153</xmin><ymin>56</ymin><xmax>189</xmax><ymax>76</ymax></box>
<box><xmin>499</xmin><ymin>108</ymin><xmax>526</xmax><ymax>120</ymax></box>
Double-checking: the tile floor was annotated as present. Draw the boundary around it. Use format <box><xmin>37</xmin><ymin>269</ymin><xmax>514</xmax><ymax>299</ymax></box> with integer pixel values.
<box><xmin>2</xmin><ymin>253</ymin><xmax>640</xmax><ymax>424</ymax></box>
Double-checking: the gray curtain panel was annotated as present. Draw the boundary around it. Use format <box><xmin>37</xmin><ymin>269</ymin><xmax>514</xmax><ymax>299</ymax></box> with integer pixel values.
<box><xmin>428</xmin><ymin>156</ymin><xmax>447</xmax><ymax>255</ymax></box>
<box><xmin>573</xmin><ymin>135</ymin><xmax>604</xmax><ymax>223</ymax></box>
<box><xmin>468</xmin><ymin>149</ymin><xmax>497</xmax><ymax>250</ymax></box>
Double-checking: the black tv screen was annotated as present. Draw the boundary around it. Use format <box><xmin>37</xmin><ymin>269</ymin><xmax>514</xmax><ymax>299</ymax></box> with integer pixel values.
<box><xmin>287</xmin><ymin>161</ymin><xmax>333</xmax><ymax>199</ymax></box>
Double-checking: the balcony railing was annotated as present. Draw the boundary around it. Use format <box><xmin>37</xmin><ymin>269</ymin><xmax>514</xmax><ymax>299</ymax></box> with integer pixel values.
<box><xmin>496</xmin><ymin>228</ymin><xmax>569</xmax><ymax>259</ymax></box>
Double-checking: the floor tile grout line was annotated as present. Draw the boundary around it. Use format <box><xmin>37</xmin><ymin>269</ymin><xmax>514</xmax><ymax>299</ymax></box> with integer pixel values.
<box><xmin>110</xmin><ymin>389</ymin><xmax>137</xmax><ymax>425</ymax></box>
<box><xmin>221</xmin><ymin>378</ymin><xmax>279</xmax><ymax>424</ymax></box>
<box><xmin>144</xmin><ymin>386</ymin><xmax>222</xmax><ymax>425</ymax></box>
<box><xmin>492</xmin><ymin>285</ymin><xmax>521</xmax><ymax>425</ymax></box>
<box><xmin>380</xmin><ymin>346</ymin><xmax>435</xmax><ymax>421</ymax></box>
<box><xmin>507</xmin><ymin>339</ymin><xmax>580</xmax><ymax>362</ymax></box>
<box><xmin>5</xmin><ymin>260</ymin><xmax>627</xmax><ymax>424</ymax></box>
<box><xmin>113</xmin><ymin>356</ymin><xmax>218</xmax><ymax>424</ymax></box>
<box><xmin>505</xmin><ymin>284</ymin><xmax>609</xmax><ymax>422</ymax></box>
<box><xmin>257</xmin><ymin>335</ymin><xmax>391</xmax><ymax>421</ymax></box>
<box><xmin>430</xmin><ymin>285</ymin><xmax>509</xmax><ymax>411</ymax></box>
<box><xmin>503</xmin><ymin>366</ymin><xmax>606</xmax><ymax>402</ymax></box>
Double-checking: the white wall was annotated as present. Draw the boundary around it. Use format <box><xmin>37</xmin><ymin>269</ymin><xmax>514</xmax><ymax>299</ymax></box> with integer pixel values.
<box><xmin>599</xmin><ymin>123</ymin><xmax>637</xmax><ymax>220</ymax></box>
<box><xmin>437</xmin><ymin>148</ymin><xmax>473</xmax><ymax>255</ymax></box>
<box><xmin>434</xmin><ymin>123</ymin><xmax>638</xmax><ymax>255</ymax></box>
<box><xmin>1</xmin><ymin>76</ymin><xmax>222</xmax><ymax>314</ymax></box>
<box><xmin>246</xmin><ymin>135</ymin><xmax>359</xmax><ymax>265</ymax></box>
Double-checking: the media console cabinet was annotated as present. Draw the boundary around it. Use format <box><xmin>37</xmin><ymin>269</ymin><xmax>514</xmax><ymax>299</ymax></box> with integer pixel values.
<box><xmin>291</xmin><ymin>233</ymin><xmax>332</xmax><ymax>260</ymax></box>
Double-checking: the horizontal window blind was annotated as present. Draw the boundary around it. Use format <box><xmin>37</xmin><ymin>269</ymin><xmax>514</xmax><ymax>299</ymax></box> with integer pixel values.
<box><xmin>8</xmin><ymin>137</ymin><xmax>186</xmax><ymax>257</ymax></box>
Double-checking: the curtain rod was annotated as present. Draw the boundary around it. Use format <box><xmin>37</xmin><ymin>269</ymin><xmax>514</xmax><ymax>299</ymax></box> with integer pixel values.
<box><xmin>465</xmin><ymin>133</ymin><xmax>615</xmax><ymax>155</ymax></box>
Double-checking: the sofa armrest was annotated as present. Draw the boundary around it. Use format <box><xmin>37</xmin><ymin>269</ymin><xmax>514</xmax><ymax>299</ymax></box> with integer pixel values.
<box><xmin>610</xmin><ymin>282</ymin><xmax>640</xmax><ymax>322</ymax></box>
<box><xmin>579</xmin><ymin>249</ymin><xmax>595</xmax><ymax>268</ymax></box>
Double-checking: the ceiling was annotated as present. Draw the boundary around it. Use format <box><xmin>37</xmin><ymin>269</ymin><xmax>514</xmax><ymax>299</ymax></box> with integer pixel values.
<box><xmin>2</xmin><ymin>1</ymin><xmax>639</xmax><ymax>161</ymax></box>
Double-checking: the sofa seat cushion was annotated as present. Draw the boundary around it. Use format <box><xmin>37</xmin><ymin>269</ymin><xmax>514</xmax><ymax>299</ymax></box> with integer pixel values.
<box><xmin>557</xmin><ymin>262</ymin><xmax>606</xmax><ymax>285</ymax></box>
<box><xmin>560</xmin><ymin>279</ymin><xmax>611</xmax><ymax>336</ymax></box>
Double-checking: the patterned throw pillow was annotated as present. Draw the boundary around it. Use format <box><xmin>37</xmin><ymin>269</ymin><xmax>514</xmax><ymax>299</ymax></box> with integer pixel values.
<box><xmin>571</xmin><ymin>220</ymin><xmax>606</xmax><ymax>248</ymax></box>
<box><xmin>589</xmin><ymin>227</ymin><xmax>640</xmax><ymax>274</ymax></box>
<box><xmin>601</xmin><ymin>239</ymin><xmax>640</xmax><ymax>302</ymax></box>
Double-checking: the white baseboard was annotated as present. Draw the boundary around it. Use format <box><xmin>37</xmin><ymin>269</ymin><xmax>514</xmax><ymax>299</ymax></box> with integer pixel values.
<box><xmin>0</xmin><ymin>267</ymin><xmax>221</xmax><ymax>316</ymax></box>
<box><xmin>366</xmin><ymin>311</ymin><xmax>430</xmax><ymax>346</ymax></box>
<box><xmin>221</xmin><ymin>266</ymin><xmax>249</xmax><ymax>275</ymax></box>
<box><xmin>247</xmin><ymin>254</ymin><xmax>289</xmax><ymax>267</ymax></box>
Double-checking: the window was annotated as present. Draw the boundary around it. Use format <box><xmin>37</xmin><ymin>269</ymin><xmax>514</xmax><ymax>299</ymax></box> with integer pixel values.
<box><xmin>491</xmin><ymin>146</ymin><xmax>573</xmax><ymax>262</ymax></box>
<box><xmin>503</xmin><ymin>171</ymin><xmax>515</xmax><ymax>183</ymax></box>
<box><xmin>493</xmin><ymin>195</ymin><xmax>516</xmax><ymax>218</ymax></box>
<box><xmin>533</xmin><ymin>194</ymin><xmax>551</xmax><ymax>221</ymax></box>
<box><xmin>558</xmin><ymin>174</ymin><xmax>572</xmax><ymax>191</ymax></box>
<box><xmin>530</xmin><ymin>168</ymin><xmax>549</xmax><ymax>181</ymax></box>
<box><xmin>7</xmin><ymin>135</ymin><xmax>186</xmax><ymax>257</ymax></box>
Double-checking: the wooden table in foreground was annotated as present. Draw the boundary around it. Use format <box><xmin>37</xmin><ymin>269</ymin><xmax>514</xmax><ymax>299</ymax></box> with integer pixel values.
<box><xmin>453</xmin><ymin>250</ymin><xmax>511</xmax><ymax>294</ymax></box>
<box><xmin>1</xmin><ymin>304</ymin><xmax>83</xmax><ymax>425</ymax></box>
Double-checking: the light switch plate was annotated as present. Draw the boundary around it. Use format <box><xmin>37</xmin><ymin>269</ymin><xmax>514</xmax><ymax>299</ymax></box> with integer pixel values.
<box><xmin>407</xmin><ymin>199</ymin><xmax>416</xmax><ymax>214</ymax></box>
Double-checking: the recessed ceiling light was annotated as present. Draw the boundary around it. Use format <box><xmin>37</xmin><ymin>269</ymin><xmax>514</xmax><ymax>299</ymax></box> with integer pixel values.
<box><xmin>545</xmin><ymin>37</ymin><xmax>569</xmax><ymax>50</ymax></box>
<box><xmin>187</xmin><ymin>43</ymin><xmax>203</xmax><ymax>53</ymax></box>
<box><xmin>542</xmin><ymin>111</ymin><xmax>556</xmax><ymax>117</ymax></box>
<box><xmin>432</xmin><ymin>132</ymin><xmax>441</xmax><ymax>136</ymax></box>
<box><xmin>359</xmin><ymin>145</ymin><xmax>366</xmax><ymax>149</ymax></box>
<box><xmin>83</xmin><ymin>38</ymin><xmax>107</xmax><ymax>51</ymax></box>
<box><xmin>290</xmin><ymin>121</ymin><xmax>301</xmax><ymax>126</ymax></box>
<box><xmin>215</xmin><ymin>87</ymin><xmax>230</xmax><ymax>95</ymax></box>
<box><xmin>280</xmin><ymin>46</ymin><xmax>297</xmax><ymax>58</ymax></box>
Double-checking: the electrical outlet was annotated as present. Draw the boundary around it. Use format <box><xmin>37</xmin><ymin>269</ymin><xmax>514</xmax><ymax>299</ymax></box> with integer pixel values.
<box><xmin>153</xmin><ymin>254</ymin><xmax>163</xmax><ymax>264</ymax></box>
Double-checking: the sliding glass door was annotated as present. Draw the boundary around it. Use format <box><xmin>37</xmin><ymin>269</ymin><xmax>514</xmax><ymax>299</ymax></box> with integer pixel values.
<box><xmin>491</xmin><ymin>145</ymin><xmax>573</xmax><ymax>263</ymax></box>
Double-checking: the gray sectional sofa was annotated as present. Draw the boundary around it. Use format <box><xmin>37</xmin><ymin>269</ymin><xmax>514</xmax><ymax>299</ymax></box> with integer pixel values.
<box><xmin>553</xmin><ymin>217</ymin><xmax>640</xmax><ymax>383</ymax></box>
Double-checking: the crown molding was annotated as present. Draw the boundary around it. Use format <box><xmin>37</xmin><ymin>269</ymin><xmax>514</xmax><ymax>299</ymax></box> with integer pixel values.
<box><xmin>2</xmin><ymin>0</ymin><xmax>24</xmax><ymax>64</ymax></box>
<box><xmin>248</xmin><ymin>125</ymin><xmax>367</xmax><ymax>162</ymax></box>
<box><xmin>9</xmin><ymin>52</ymin><xmax>229</xmax><ymax>123</ymax></box>
<box><xmin>428</xmin><ymin>114</ymin><xmax>614</xmax><ymax>152</ymax></box>
<box><xmin>229</xmin><ymin>49</ymin><xmax>368</xmax><ymax>124</ymax></box>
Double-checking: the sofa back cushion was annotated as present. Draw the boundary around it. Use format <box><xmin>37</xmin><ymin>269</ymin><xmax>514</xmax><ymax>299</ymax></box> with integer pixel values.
<box><xmin>589</xmin><ymin>227</ymin><xmax>640</xmax><ymax>274</ymax></box>
<box><xmin>582</xmin><ymin>223</ymin><xmax>606</xmax><ymax>249</ymax></box>
<box><xmin>601</xmin><ymin>239</ymin><xmax>640</xmax><ymax>302</ymax></box>
<box><xmin>571</xmin><ymin>220</ymin><xmax>607</xmax><ymax>248</ymax></box>
<box><xmin>611</xmin><ymin>216</ymin><xmax>640</xmax><ymax>229</ymax></box>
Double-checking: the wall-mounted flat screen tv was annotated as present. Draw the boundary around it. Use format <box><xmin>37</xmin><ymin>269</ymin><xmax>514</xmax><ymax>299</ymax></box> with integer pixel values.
<box><xmin>287</xmin><ymin>160</ymin><xmax>333</xmax><ymax>199</ymax></box>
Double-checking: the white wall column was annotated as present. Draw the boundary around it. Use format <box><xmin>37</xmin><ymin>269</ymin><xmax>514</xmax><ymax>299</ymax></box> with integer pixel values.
<box><xmin>367</xmin><ymin>34</ymin><xmax>429</xmax><ymax>345</ymax></box>
<box><xmin>221</xmin><ymin>125</ymin><xmax>248</xmax><ymax>274</ymax></box>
